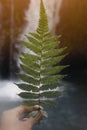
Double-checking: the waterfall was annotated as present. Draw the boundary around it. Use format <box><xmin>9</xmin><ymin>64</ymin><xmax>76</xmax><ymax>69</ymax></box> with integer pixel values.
<box><xmin>22</xmin><ymin>0</ymin><xmax>63</xmax><ymax>36</ymax></box>
<box><xmin>50</xmin><ymin>0</ymin><xmax>63</xmax><ymax>33</ymax></box>
<box><xmin>10</xmin><ymin>0</ymin><xmax>14</xmax><ymax>79</ymax></box>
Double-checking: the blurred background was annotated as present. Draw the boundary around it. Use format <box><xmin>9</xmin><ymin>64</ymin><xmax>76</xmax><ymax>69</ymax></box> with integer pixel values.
<box><xmin>0</xmin><ymin>0</ymin><xmax>87</xmax><ymax>130</ymax></box>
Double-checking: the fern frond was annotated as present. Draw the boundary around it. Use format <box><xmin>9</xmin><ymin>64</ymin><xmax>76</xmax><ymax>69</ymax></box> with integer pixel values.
<box><xmin>23</xmin><ymin>100</ymin><xmax>56</xmax><ymax>107</ymax></box>
<box><xmin>16</xmin><ymin>83</ymin><xmax>38</xmax><ymax>92</ymax></box>
<box><xmin>39</xmin><ymin>83</ymin><xmax>60</xmax><ymax>90</ymax></box>
<box><xmin>42</xmin><ymin>47</ymin><xmax>67</xmax><ymax>59</ymax></box>
<box><xmin>40</xmin><ymin>91</ymin><xmax>62</xmax><ymax>98</ymax></box>
<box><xmin>21</xmin><ymin>53</ymin><xmax>40</xmax><ymax>61</ymax></box>
<box><xmin>26</xmin><ymin>35</ymin><xmax>42</xmax><ymax>48</ymax></box>
<box><xmin>22</xmin><ymin>100</ymin><xmax>40</xmax><ymax>106</ymax></box>
<box><xmin>43</xmin><ymin>36</ymin><xmax>59</xmax><ymax>44</ymax></box>
<box><xmin>42</xmin><ymin>55</ymin><xmax>66</xmax><ymax>67</ymax></box>
<box><xmin>18</xmin><ymin>74</ymin><xmax>40</xmax><ymax>86</ymax></box>
<box><xmin>41</xmin><ymin>75</ymin><xmax>65</xmax><ymax>85</ymax></box>
<box><xmin>42</xmin><ymin>41</ymin><xmax>60</xmax><ymax>52</ymax></box>
<box><xmin>20</xmin><ymin>64</ymin><xmax>40</xmax><ymax>79</ymax></box>
<box><xmin>29</xmin><ymin>32</ymin><xmax>42</xmax><ymax>41</ymax></box>
<box><xmin>18</xmin><ymin>92</ymin><xmax>39</xmax><ymax>99</ymax></box>
<box><xmin>16</xmin><ymin>0</ymin><xmax>68</xmax><ymax>108</ymax></box>
<box><xmin>37</xmin><ymin>0</ymin><xmax>48</xmax><ymax>34</ymax></box>
<box><xmin>40</xmin><ymin>100</ymin><xmax>56</xmax><ymax>107</ymax></box>
<box><xmin>41</xmin><ymin>65</ymin><xmax>67</xmax><ymax>76</ymax></box>
<box><xmin>22</xmin><ymin>41</ymin><xmax>41</xmax><ymax>55</ymax></box>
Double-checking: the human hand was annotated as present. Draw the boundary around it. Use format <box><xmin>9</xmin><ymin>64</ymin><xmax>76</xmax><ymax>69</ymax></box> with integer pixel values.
<box><xmin>0</xmin><ymin>105</ymin><xmax>42</xmax><ymax>130</ymax></box>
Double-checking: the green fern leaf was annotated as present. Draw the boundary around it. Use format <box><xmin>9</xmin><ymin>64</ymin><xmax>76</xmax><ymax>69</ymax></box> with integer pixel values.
<box><xmin>22</xmin><ymin>41</ymin><xmax>41</xmax><ymax>55</ymax></box>
<box><xmin>22</xmin><ymin>100</ymin><xmax>40</xmax><ymax>106</ymax></box>
<box><xmin>29</xmin><ymin>32</ymin><xmax>42</xmax><ymax>41</ymax></box>
<box><xmin>40</xmin><ymin>100</ymin><xmax>56</xmax><ymax>107</ymax></box>
<box><xmin>40</xmin><ymin>91</ymin><xmax>62</xmax><ymax>98</ymax></box>
<box><xmin>18</xmin><ymin>74</ymin><xmax>40</xmax><ymax>86</ymax></box>
<box><xmin>16</xmin><ymin>83</ymin><xmax>39</xmax><ymax>92</ymax></box>
<box><xmin>26</xmin><ymin>35</ymin><xmax>42</xmax><ymax>48</ymax></box>
<box><xmin>42</xmin><ymin>47</ymin><xmax>67</xmax><ymax>59</ymax></box>
<box><xmin>41</xmin><ymin>75</ymin><xmax>65</xmax><ymax>85</ymax></box>
<box><xmin>41</xmin><ymin>65</ymin><xmax>67</xmax><ymax>76</ymax></box>
<box><xmin>37</xmin><ymin>0</ymin><xmax>48</xmax><ymax>34</ymax></box>
<box><xmin>39</xmin><ymin>83</ymin><xmax>61</xmax><ymax>90</ymax></box>
<box><xmin>21</xmin><ymin>53</ymin><xmax>40</xmax><ymax>61</ymax></box>
<box><xmin>16</xmin><ymin>0</ymin><xmax>68</xmax><ymax>108</ymax></box>
<box><xmin>20</xmin><ymin>64</ymin><xmax>40</xmax><ymax>79</ymax></box>
<box><xmin>42</xmin><ymin>55</ymin><xmax>66</xmax><ymax>67</ymax></box>
<box><xmin>18</xmin><ymin>92</ymin><xmax>39</xmax><ymax>99</ymax></box>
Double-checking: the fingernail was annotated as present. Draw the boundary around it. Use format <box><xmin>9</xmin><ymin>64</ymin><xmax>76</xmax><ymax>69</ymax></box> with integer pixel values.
<box><xmin>34</xmin><ymin>105</ymin><xmax>43</xmax><ymax>110</ymax></box>
<box><xmin>34</xmin><ymin>105</ymin><xmax>40</xmax><ymax>108</ymax></box>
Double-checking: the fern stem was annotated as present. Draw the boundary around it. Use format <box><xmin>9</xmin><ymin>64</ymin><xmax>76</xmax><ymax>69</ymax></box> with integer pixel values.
<box><xmin>38</xmin><ymin>32</ymin><xmax>44</xmax><ymax>105</ymax></box>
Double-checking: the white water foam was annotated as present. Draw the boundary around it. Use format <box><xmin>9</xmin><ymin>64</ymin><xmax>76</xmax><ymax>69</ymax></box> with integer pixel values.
<box><xmin>0</xmin><ymin>81</ymin><xmax>22</xmax><ymax>101</ymax></box>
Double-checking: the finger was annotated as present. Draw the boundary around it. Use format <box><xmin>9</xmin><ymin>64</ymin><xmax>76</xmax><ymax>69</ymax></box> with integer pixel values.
<box><xmin>33</xmin><ymin>111</ymin><xmax>42</xmax><ymax>124</ymax></box>
<box><xmin>18</xmin><ymin>105</ymin><xmax>43</xmax><ymax>118</ymax></box>
<box><xmin>21</xmin><ymin>105</ymin><xmax>41</xmax><ymax>113</ymax></box>
<box><xmin>26</xmin><ymin>111</ymin><xmax>42</xmax><ymax>125</ymax></box>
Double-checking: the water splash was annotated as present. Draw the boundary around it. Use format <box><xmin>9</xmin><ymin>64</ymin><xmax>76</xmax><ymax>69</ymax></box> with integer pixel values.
<box><xmin>0</xmin><ymin>80</ymin><xmax>22</xmax><ymax>101</ymax></box>
<box><xmin>22</xmin><ymin>0</ymin><xmax>63</xmax><ymax>36</ymax></box>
